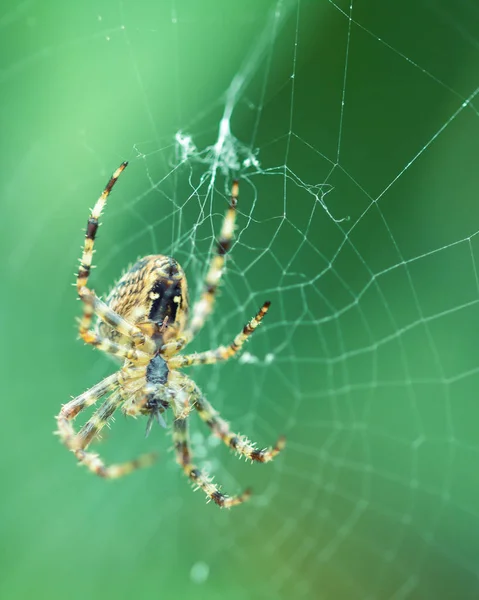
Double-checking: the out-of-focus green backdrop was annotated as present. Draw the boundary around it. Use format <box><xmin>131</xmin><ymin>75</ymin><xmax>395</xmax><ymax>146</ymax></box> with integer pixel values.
<box><xmin>3</xmin><ymin>1</ymin><xmax>479</xmax><ymax>599</ymax></box>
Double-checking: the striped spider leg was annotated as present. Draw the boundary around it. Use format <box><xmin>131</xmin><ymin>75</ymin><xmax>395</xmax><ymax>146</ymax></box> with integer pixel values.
<box><xmin>161</xmin><ymin>180</ymin><xmax>239</xmax><ymax>358</ymax></box>
<box><xmin>76</xmin><ymin>161</ymin><xmax>155</xmax><ymax>359</ymax></box>
<box><xmin>168</xmin><ymin>301</ymin><xmax>272</xmax><ymax>368</ymax></box>
<box><xmin>166</xmin><ymin>370</ymin><xmax>249</xmax><ymax>508</ymax></box>
<box><xmin>172</xmin><ymin>412</ymin><xmax>252</xmax><ymax>508</ymax></box>
<box><xmin>56</xmin><ymin>367</ymin><xmax>157</xmax><ymax>478</ymax></box>
<box><xmin>183</xmin><ymin>374</ymin><xmax>286</xmax><ymax>462</ymax></box>
<box><xmin>166</xmin><ymin>304</ymin><xmax>285</xmax><ymax>507</ymax></box>
<box><xmin>169</xmin><ymin>390</ymin><xmax>284</xmax><ymax>509</ymax></box>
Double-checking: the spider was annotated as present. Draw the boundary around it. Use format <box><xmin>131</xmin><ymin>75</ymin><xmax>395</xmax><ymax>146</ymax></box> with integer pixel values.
<box><xmin>56</xmin><ymin>161</ymin><xmax>285</xmax><ymax>508</ymax></box>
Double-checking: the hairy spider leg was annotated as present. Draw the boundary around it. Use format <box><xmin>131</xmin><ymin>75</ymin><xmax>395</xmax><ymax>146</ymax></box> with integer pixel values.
<box><xmin>57</xmin><ymin>372</ymin><xmax>119</xmax><ymax>427</ymax></box>
<box><xmin>77</xmin><ymin>328</ymin><xmax>151</xmax><ymax>364</ymax></box>
<box><xmin>173</xmin><ymin>416</ymin><xmax>251</xmax><ymax>508</ymax></box>
<box><xmin>169</xmin><ymin>301</ymin><xmax>271</xmax><ymax>369</ymax></box>
<box><xmin>76</xmin><ymin>161</ymin><xmax>153</xmax><ymax>353</ymax></box>
<box><xmin>73</xmin><ymin>447</ymin><xmax>156</xmax><ymax>479</ymax></box>
<box><xmin>58</xmin><ymin>386</ymin><xmax>156</xmax><ymax>478</ymax></box>
<box><xmin>179</xmin><ymin>376</ymin><xmax>286</xmax><ymax>462</ymax></box>
<box><xmin>162</xmin><ymin>180</ymin><xmax>239</xmax><ymax>357</ymax></box>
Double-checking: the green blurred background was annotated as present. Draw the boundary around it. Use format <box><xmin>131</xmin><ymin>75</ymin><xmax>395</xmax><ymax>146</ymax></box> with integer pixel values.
<box><xmin>3</xmin><ymin>0</ymin><xmax>479</xmax><ymax>598</ymax></box>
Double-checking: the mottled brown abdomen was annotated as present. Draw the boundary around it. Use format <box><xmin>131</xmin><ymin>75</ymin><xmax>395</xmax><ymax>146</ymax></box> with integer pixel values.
<box><xmin>97</xmin><ymin>255</ymin><xmax>189</xmax><ymax>348</ymax></box>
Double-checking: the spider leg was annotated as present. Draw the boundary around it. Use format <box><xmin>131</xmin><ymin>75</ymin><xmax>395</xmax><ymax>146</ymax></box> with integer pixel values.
<box><xmin>57</xmin><ymin>384</ymin><xmax>156</xmax><ymax>478</ymax></box>
<box><xmin>187</xmin><ymin>179</ymin><xmax>238</xmax><ymax>337</ymax></box>
<box><xmin>173</xmin><ymin>416</ymin><xmax>251</xmax><ymax>508</ymax></box>
<box><xmin>79</xmin><ymin>329</ymin><xmax>151</xmax><ymax>364</ymax></box>
<box><xmin>73</xmin><ymin>447</ymin><xmax>156</xmax><ymax>479</ymax></box>
<box><xmin>161</xmin><ymin>180</ymin><xmax>238</xmax><ymax>357</ymax></box>
<box><xmin>185</xmin><ymin>378</ymin><xmax>285</xmax><ymax>463</ymax></box>
<box><xmin>56</xmin><ymin>372</ymin><xmax>119</xmax><ymax>427</ymax></box>
<box><xmin>169</xmin><ymin>301</ymin><xmax>270</xmax><ymax>368</ymax></box>
<box><xmin>76</xmin><ymin>161</ymin><xmax>152</xmax><ymax>351</ymax></box>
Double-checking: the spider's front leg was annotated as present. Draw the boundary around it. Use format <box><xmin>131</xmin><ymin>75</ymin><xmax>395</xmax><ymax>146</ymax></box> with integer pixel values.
<box><xmin>56</xmin><ymin>372</ymin><xmax>118</xmax><ymax>439</ymax></box>
<box><xmin>56</xmin><ymin>375</ymin><xmax>156</xmax><ymax>478</ymax></box>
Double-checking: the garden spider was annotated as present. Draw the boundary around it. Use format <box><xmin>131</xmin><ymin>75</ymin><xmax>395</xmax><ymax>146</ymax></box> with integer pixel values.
<box><xmin>56</xmin><ymin>162</ymin><xmax>285</xmax><ymax>508</ymax></box>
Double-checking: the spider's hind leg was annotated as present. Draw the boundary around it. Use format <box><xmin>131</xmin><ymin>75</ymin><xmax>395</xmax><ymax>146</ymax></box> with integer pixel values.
<box><xmin>186</xmin><ymin>179</ymin><xmax>239</xmax><ymax>338</ymax></box>
<box><xmin>173</xmin><ymin>417</ymin><xmax>250</xmax><ymax>508</ymax></box>
<box><xmin>76</xmin><ymin>161</ymin><xmax>153</xmax><ymax>352</ymax></box>
<box><xmin>162</xmin><ymin>179</ymin><xmax>239</xmax><ymax>358</ymax></box>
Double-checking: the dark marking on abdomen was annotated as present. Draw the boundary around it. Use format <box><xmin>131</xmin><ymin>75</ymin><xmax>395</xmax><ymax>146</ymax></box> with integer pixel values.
<box><xmin>149</xmin><ymin>278</ymin><xmax>182</xmax><ymax>325</ymax></box>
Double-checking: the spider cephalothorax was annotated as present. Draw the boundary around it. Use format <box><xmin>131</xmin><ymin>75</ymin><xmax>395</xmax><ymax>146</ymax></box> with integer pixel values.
<box><xmin>56</xmin><ymin>162</ymin><xmax>285</xmax><ymax>508</ymax></box>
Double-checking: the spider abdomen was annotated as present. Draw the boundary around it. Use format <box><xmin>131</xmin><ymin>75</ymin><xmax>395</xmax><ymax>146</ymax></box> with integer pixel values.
<box><xmin>98</xmin><ymin>255</ymin><xmax>189</xmax><ymax>347</ymax></box>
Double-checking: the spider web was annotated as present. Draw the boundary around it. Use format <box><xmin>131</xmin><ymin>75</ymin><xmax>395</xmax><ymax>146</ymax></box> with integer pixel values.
<box><xmin>5</xmin><ymin>1</ymin><xmax>479</xmax><ymax>599</ymax></box>
<box><xmin>86</xmin><ymin>1</ymin><xmax>479</xmax><ymax>597</ymax></box>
